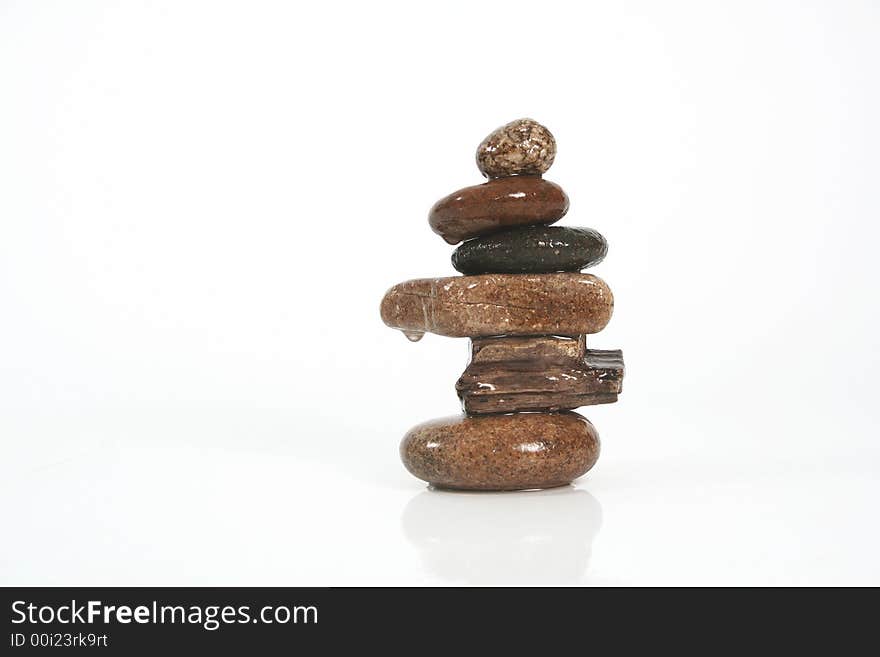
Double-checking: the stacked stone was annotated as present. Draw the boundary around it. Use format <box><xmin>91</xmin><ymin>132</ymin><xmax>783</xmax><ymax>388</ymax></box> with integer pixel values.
<box><xmin>381</xmin><ymin>119</ymin><xmax>624</xmax><ymax>491</ymax></box>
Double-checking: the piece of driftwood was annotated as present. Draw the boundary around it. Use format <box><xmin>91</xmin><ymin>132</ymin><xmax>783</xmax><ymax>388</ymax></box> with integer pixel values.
<box><xmin>457</xmin><ymin>337</ymin><xmax>624</xmax><ymax>414</ymax></box>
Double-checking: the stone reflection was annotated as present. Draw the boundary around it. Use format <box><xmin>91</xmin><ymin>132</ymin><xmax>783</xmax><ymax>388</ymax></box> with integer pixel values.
<box><xmin>401</xmin><ymin>487</ymin><xmax>602</xmax><ymax>585</ymax></box>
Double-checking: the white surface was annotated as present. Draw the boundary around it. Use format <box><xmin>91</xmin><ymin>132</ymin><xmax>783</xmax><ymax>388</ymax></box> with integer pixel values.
<box><xmin>1</xmin><ymin>0</ymin><xmax>879</xmax><ymax>586</ymax></box>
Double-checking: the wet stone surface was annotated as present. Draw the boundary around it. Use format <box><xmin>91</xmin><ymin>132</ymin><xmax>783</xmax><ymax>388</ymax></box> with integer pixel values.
<box><xmin>476</xmin><ymin>118</ymin><xmax>557</xmax><ymax>179</ymax></box>
<box><xmin>400</xmin><ymin>411</ymin><xmax>600</xmax><ymax>490</ymax></box>
<box><xmin>428</xmin><ymin>176</ymin><xmax>568</xmax><ymax>245</ymax></box>
<box><xmin>380</xmin><ymin>272</ymin><xmax>614</xmax><ymax>338</ymax></box>
<box><xmin>451</xmin><ymin>226</ymin><xmax>608</xmax><ymax>275</ymax></box>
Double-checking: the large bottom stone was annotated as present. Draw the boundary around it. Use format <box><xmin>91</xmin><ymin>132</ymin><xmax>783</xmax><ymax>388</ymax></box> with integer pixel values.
<box><xmin>400</xmin><ymin>412</ymin><xmax>600</xmax><ymax>491</ymax></box>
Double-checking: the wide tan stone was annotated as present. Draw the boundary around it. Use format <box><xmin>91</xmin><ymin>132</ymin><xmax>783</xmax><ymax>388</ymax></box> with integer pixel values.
<box><xmin>380</xmin><ymin>273</ymin><xmax>613</xmax><ymax>339</ymax></box>
<box><xmin>400</xmin><ymin>412</ymin><xmax>600</xmax><ymax>491</ymax></box>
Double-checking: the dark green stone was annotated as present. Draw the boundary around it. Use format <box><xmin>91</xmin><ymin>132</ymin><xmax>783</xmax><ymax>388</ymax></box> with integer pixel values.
<box><xmin>451</xmin><ymin>226</ymin><xmax>608</xmax><ymax>275</ymax></box>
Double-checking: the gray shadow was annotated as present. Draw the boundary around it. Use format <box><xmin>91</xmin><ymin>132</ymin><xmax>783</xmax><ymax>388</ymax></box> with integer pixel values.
<box><xmin>401</xmin><ymin>486</ymin><xmax>602</xmax><ymax>585</ymax></box>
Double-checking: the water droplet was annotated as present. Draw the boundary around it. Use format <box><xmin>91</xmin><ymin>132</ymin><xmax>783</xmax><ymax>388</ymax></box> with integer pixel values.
<box><xmin>402</xmin><ymin>330</ymin><xmax>424</xmax><ymax>342</ymax></box>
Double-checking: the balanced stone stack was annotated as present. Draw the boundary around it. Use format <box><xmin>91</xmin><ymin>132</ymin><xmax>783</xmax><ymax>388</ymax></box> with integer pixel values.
<box><xmin>381</xmin><ymin>118</ymin><xmax>624</xmax><ymax>490</ymax></box>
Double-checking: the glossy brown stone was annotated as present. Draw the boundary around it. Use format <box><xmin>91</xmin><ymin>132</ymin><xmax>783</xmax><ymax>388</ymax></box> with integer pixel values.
<box><xmin>458</xmin><ymin>336</ymin><xmax>625</xmax><ymax>414</ymax></box>
<box><xmin>400</xmin><ymin>412</ymin><xmax>600</xmax><ymax>490</ymax></box>
<box><xmin>428</xmin><ymin>176</ymin><xmax>568</xmax><ymax>245</ymax></box>
<box><xmin>380</xmin><ymin>273</ymin><xmax>613</xmax><ymax>339</ymax></box>
<box><xmin>476</xmin><ymin>118</ymin><xmax>557</xmax><ymax>179</ymax></box>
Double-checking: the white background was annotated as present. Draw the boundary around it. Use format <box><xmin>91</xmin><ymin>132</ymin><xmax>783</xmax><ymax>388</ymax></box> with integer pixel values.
<box><xmin>2</xmin><ymin>0</ymin><xmax>879</xmax><ymax>585</ymax></box>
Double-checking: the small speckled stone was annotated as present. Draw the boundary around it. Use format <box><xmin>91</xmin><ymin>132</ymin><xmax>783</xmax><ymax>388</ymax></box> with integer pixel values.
<box><xmin>400</xmin><ymin>411</ymin><xmax>600</xmax><ymax>490</ymax></box>
<box><xmin>429</xmin><ymin>176</ymin><xmax>568</xmax><ymax>245</ymax></box>
<box><xmin>452</xmin><ymin>226</ymin><xmax>608</xmax><ymax>275</ymax></box>
<box><xmin>380</xmin><ymin>273</ymin><xmax>613</xmax><ymax>338</ymax></box>
<box><xmin>476</xmin><ymin>118</ymin><xmax>557</xmax><ymax>179</ymax></box>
